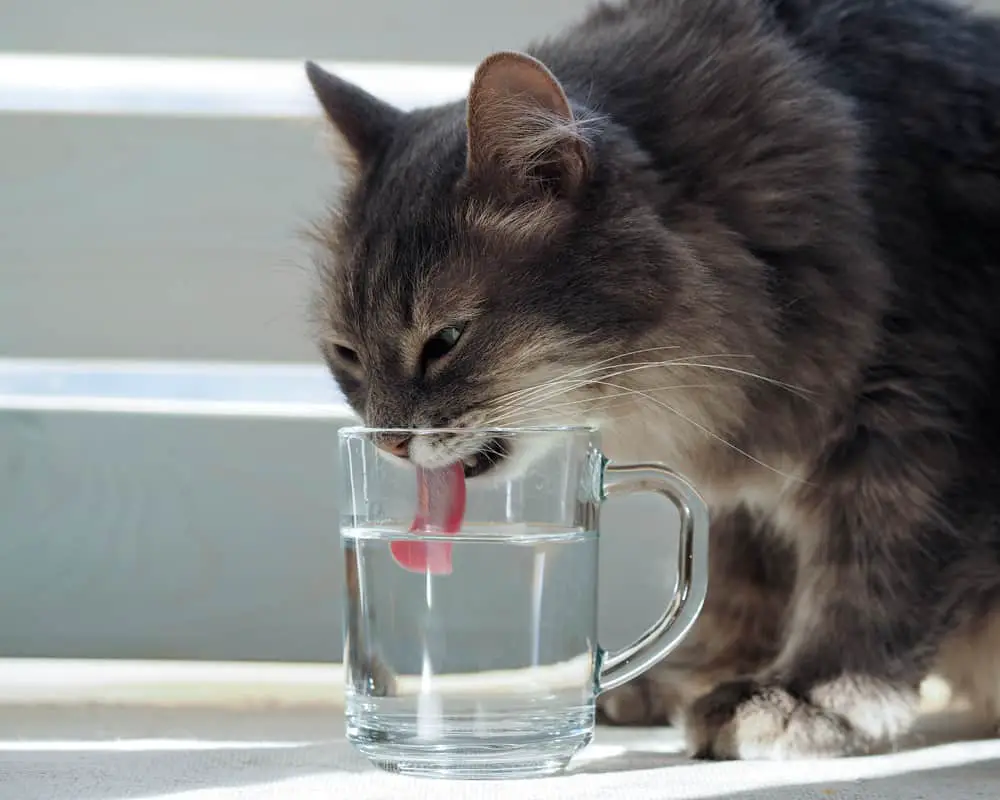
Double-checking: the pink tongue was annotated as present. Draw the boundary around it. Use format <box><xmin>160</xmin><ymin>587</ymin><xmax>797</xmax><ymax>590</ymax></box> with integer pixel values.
<box><xmin>391</xmin><ymin>462</ymin><xmax>466</xmax><ymax>575</ymax></box>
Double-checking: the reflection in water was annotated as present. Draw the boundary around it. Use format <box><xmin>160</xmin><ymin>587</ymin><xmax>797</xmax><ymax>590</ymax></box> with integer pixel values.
<box><xmin>417</xmin><ymin>571</ymin><xmax>442</xmax><ymax>740</ymax></box>
<box><xmin>530</xmin><ymin>550</ymin><xmax>546</xmax><ymax>667</ymax></box>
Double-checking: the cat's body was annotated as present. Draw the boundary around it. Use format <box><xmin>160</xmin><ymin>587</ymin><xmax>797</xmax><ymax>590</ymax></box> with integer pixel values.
<box><xmin>307</xmin><ymin>0</ymin><xmax>1000</xmax><ymax>759</ymax></box>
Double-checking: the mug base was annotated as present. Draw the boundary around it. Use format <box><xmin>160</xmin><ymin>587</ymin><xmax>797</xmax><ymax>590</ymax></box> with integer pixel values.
<box><xmin>349</xmin><ymin>730</ymin><xmax>592</xmax><ymax>780</ymax></box>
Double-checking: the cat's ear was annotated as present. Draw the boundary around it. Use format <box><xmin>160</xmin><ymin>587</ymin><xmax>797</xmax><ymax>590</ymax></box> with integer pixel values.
<box><xmin>466</xmin><ymin>51</ymin><xmax>591</xmax><ymax>197</ymax></box>
<box><xmin>305</xmin><ymin>61</ymin><xmax>402</xmax><ymax>165</ymax></box>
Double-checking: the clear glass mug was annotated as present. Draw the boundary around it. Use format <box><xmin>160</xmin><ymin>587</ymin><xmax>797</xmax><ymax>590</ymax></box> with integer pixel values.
<box><xmin>339</xmin><ymin>425</ymin><xmax>708</xmax><ymax>779</ymax></box>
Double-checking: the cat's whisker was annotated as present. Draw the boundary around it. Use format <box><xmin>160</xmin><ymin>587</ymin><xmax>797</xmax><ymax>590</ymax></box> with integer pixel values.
<box><xmin>485</xmin><ymin>356</ymin><xmax>751</xmax><ymax>423</ymax></box>
<box><xmin>483</xmin><ymin>349</ymin><xmax>780</xmax><ymax>422</ymax></box>
<box><xmin>664</xmin><ymin>362</ymin><xmax>816</xmax><ymax>400</ymax></box>
<box><xmin>481</xmin><ymin>355</ymin><xmax>812</xmax><ymax>447</ymax></box>
<box><xmin>480</xmin><ymin>365</ymin><xmax>809</xmax><ymax>481</ymax></box>
<box><xmin>536</xmin><ymin>345</ymin><xmax>685</xmax><ymax>381</ymax></box>
<box><xmin>518</xmin><ymin>350</ymin><xmax>736</xmax><ymax>392</ymax></box>
<box><xmin>590</xmin><ymin>380</ymin><xmax>808</xmax><ymax>483</ymax></box>
<box><xmin>493</xmin><ymin>354</ymin><xmax>812</xmax><ymax>419</ymax></box>
<box><xmin>488</xmin><ymin>355</ymin><xmax>727</xmax><ymax>414</ymax></box>
<box><xmin>594</xmin><ymin>360</ymin><xmax>812</xmax><ymax>398</ymax></box>
<box><xmin>565</xmin><ymin>358</ymin><xmax>814</xmax><ymax>402</ymax></box>
<box><xmin>487</xmin><ymin>374</ymin><xmax>589</xmax><ymax>409</ymax></box>
<box><xmin>484</xmin><ymin>384</ymin><xmax>720</xmax><ymax>426</ymax></box>
<box><xmin>486</xmin><ymin>389</ymin><xmax>703</xmax><ymax>431</ymax></box>
<box><xmin>486</xmin><ymin>375</ymin><xmax>598</xmax><ymax>417</ymax></box>
<box><xmin>484</xmin><ymin>378</ymin><xmax>803</xmax><ymax>481</ymax></box>
<box><xmin>485</xmin><ymin>394</ymin><xmax>634</xmax><ymax>425</ymax></box>
<box><xmin>558</xmin><ymin>350</ymin><xmax>753</xmax><ymax>384</ymax></box>
<box><xmin>487</xmin><ymin>362</ymin><xmax>724</xmax><ymax>417</ymax></box>
<box><xmin>485</xmin><ymin>346</ymin><xmax>687</xmax><ymax>406</ymax></box>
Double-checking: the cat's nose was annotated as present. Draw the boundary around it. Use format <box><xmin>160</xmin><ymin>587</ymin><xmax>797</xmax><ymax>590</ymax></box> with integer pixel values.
<box><xmin>375</xmin><ymin>434</ymin><xmax>411</xmax><ymax>459</ymax></box>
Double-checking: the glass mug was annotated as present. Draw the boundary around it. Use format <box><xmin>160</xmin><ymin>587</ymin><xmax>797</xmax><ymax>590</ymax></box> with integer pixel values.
<box><xmin>339</xmin><ymin>425</ymin><xmax>708</xmax><ymax>779</ymax></box>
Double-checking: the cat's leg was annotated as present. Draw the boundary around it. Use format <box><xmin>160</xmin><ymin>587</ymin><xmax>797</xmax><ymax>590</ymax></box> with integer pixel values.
<box><xmin>599</xmin><ymin>507</ymin><xmax>793</xmax><ymax>726</ymax></box>
<box><xmin>684</xmin><ymin>453</ymin><xmax>948</xmax><ymax>759</ymax></box>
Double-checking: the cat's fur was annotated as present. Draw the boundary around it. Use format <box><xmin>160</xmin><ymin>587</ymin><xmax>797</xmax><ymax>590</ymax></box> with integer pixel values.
<box><xmin>306</xmin><ymin>0</ymin><xmax>1000</xmax><ymax>759</ymax></box>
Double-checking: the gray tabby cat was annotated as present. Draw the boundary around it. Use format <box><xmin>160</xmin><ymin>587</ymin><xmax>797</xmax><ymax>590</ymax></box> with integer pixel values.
<box><xmin>305</xmin><ymin>0</ymin><xmax>1000</xmax><ymax>759</ymax></box>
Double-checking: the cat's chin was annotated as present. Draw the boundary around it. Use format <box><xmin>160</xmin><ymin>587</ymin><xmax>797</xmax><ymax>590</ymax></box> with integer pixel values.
<box><xmin>407</xmin><ymin>432</ymin><xmax>514</xmax><ymax>481</ymax></box>
<box><xmin>406</xmin><ymin>428</ymin><xmax>570</xmax><ymax>484</ymax></box>
<box><xmin>408</xmin><ymin>432</ymin><xmax>552</xmax><ymax>485</ymax></box>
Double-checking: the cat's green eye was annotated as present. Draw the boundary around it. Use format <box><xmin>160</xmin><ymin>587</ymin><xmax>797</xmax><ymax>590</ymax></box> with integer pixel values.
<box><xmin>420</xmin><ymin>325</ymin><xmax>465</xmax><ymax>373</ymax></box>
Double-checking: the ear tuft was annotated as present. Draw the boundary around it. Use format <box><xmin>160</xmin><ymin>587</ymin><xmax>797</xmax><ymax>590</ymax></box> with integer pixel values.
<box><xmin>305</xmin><ymin>61</ymin><xmax>402</xmax><ymax>165</ymax></box>
<box><xmin>466</xmin><ymin>51</ymin><xmax>592</xmax><ymax>197</ymax></box>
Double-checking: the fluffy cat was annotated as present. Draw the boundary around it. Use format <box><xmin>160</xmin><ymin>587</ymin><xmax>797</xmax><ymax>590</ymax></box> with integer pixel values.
<box><xmin>305</xmin><ymin>0</ymin><xmax>1000</xmax><ymax>759</ymax></box>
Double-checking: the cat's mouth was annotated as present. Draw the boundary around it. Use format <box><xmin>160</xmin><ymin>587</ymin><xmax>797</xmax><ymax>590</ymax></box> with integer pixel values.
<box><xmin>459</xmin><ymin>436</ymin><xmax>509</xmax><ymax>479</ymax></box>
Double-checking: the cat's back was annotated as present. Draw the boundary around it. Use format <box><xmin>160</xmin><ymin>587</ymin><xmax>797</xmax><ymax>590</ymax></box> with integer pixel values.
<box><xmin>768</xmin><ymin>0</ymin><xmax>1000</xmax><ymax>167</ymax></box>
<box><xmin>530</xmin><ymin>0</ymin><xmax>1000</xmax><ymax>228</ymax></box>
<box><xmin>532</xmin><ymin>0</ymin><xmax>1000</xmax><ymax>305</ymax></box>
<box><xmin>770</xmin><ymin>1</ymin><xmax>1000</xmax><ymax>355</ymax></box>
<box><xmin>533</xmin><ymin>0</ymin><xmax>1000</xmax><ymax>149</ymax></box>
<box><xmin>763</xmin><ymin>1</ymin><xmax>1000</xmax><ymax>441</ymax></box>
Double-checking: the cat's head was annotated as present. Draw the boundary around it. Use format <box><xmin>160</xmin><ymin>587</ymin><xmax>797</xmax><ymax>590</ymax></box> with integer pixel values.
<box><xmin>305</xmin><ymin>48</ymin><xmax>867</xmax><ymax>478</ymax></box>
<box><xmin>306</xmin><ymin>53</ymin><xmax>684</xmax><ymax>477</ymax></box>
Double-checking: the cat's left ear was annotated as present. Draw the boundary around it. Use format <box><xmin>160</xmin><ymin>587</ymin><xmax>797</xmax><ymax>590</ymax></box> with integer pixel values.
<box><xmin>466</xmin><ymin>51</ymin><xmax>592</xmax><ymax>197</ymax></box>
<box><xmin>305</xmin><ymin>61</ymin><xmax>402</xmax><ymax>166</ymax></box>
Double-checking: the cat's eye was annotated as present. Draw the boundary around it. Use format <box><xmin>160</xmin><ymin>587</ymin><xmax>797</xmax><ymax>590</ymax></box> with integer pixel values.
<box><xmin>333</xmin><ymin>344</ymin><xmax>359</xmax><ymax>365</ymax></box>
<box><xmin>419</xmin><ymin>325</ymin><xmax>465</xmax><ymax>373</ymax></box>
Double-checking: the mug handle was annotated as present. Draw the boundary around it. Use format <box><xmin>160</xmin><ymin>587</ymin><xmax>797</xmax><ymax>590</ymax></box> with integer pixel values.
<box><xmin>596</xmin><ymin>460</ymin><xmax>710</xmax><ymax>693</ymax></box>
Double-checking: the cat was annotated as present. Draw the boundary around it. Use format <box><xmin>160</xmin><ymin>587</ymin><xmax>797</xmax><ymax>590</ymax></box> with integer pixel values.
<box><xmin>305</xmin><ymin>0</ymin><xmax>1000</xmax><ymax>760</ymax></box>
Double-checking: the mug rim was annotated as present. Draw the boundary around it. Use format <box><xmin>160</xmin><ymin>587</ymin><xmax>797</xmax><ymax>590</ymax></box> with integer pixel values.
<box><xmin>338</xmin><ymin>424</ymin><xmax>598</xmax><ymax>438</ymax></box>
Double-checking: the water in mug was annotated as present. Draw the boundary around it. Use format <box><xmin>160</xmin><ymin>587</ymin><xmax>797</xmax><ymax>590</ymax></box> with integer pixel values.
<box><xmin>342</xmin><ymin>525</ymin><xmax>600</xmax><ymax>776</ymax></box>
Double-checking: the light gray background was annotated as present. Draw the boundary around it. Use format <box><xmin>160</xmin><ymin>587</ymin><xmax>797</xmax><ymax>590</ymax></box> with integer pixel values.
<box><xmin>1</xmin><ymin>0</ymin><xmax>593</xmax><ymax>363</ymax></box>
<box><xmin>2</xmin><ymin>0</ymin><xmax>999</xmax><ymax>661</ymax></box>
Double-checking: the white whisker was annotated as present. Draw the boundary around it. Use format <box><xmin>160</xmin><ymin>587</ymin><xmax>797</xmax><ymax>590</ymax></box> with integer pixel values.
<box><xmin>484</xmin><ymin>384</ymin><xmax>719</xmax><ymax>426</ymax></box>
<box><xmin>489</xmin><ymin>352</ymin><xmax>811</xmax><ymax>420</ymax></box>
<box><xmin>486</xmin><ymin>345</ymin><xmax>684</xmax><ymax>406</ymax></box>
<box><xmin>588</xmin><ymin>380</ymin><xmax>806</xmax><ymax>483</ymax></box>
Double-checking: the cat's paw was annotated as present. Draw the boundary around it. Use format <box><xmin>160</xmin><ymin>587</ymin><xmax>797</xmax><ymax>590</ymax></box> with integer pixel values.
<box><xmin>597</xmin><ymin>674</ymin><xmax>679</xmax><ymax>726</ymax></box>
<box><xmin>683</xmin><ymin>678</ymin><xmax>886</xmax><ymax>760</ymax></box>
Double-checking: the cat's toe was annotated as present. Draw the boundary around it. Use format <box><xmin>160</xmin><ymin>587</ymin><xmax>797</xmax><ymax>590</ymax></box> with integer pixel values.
<box><xmin>597</xmin><ymin>675</ymin><xmax>678</xmax><ymax>726</ymax></box>
<box><xmin>683</xmin><ymin>679</ymin><xmax>874</xmax><ymax>760</ymax></box>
